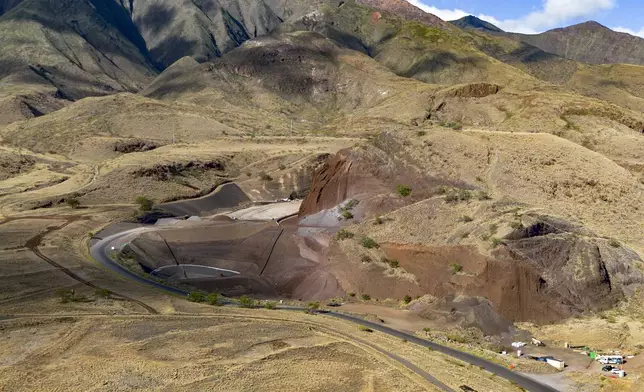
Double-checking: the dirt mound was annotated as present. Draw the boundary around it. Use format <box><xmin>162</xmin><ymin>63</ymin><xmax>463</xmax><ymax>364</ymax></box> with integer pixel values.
<box><xmin>411</xmin><ymin>295</ymin><xmax>512</xmax><ymax>336</ymax></box>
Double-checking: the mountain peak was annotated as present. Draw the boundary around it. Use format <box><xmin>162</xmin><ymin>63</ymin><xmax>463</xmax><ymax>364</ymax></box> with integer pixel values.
<box><xmin>450</xmin><ymin>15</ymin><xmax>503</xmax><ymax>33</ymax></box>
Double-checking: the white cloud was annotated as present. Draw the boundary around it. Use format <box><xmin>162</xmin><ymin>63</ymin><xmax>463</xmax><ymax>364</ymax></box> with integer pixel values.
<box><xmin>612</xmin><ymin>26</ymin><xmax>644</xmax><ymax>38</ymax></box>
<box><xmin>406</xmin><ymin>0</ymin><xmax>617</xmax><ymax>34</ymax></box>
<box><xmin>405</xmin><ymin>0</ymin><xmax>469</xmax><ymax>21</ymax></box>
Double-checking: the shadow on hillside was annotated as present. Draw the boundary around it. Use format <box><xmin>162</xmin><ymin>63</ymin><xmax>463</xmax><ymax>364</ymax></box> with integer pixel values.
<box><xmin>401</xmin><ymin>51</ymin><xmax>487</xmax><ymax>78</ymax></box>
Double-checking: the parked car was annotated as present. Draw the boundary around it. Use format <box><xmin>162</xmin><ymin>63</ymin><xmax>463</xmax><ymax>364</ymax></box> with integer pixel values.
<box><xmin>326</xmin><ymin>302</ymin><xmax>342</xmax><ymax>307</ymax></box>
<box><xmin>602</xmin><ymin>365</ymin><xmax>614</xmax><ymax>372</ymax></box>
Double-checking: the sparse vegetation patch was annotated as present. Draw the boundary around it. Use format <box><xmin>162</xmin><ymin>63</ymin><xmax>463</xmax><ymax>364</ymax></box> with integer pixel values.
<box><xmin>397</xmin><ymin>185</ymin><xmax>412</xmax><ymax>197</ymax></box>
<box><xmin>360</xmin><ymin>237</ymin><xmax>379</xmax><ymax>249</ymax></box>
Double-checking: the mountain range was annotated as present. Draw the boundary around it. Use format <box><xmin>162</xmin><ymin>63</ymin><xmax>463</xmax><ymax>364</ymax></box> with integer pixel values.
<box><xmin>0</xmin><ymin>0</ymin><xmax>643</xmax><ymax>365</ymax></box>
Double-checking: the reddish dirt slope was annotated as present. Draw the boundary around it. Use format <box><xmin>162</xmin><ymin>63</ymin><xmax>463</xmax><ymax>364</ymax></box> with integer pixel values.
<box><xmin>356</xmin><ymin>0</ymin><xmax>452</xmax><ymax>29</ymax></box>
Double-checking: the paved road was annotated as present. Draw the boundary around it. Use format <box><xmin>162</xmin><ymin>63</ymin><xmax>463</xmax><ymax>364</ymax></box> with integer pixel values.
<box><xmin>90</xmin><ymin>227</ymin><xmax>559</xmax><ymax>392</ymax></box>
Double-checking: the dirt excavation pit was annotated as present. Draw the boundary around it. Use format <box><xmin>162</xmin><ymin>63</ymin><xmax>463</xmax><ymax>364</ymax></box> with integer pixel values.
<box><xmin>113</xmin><ymin>199</ymin><xmax>344</xmax><ymax>300</ymax></box>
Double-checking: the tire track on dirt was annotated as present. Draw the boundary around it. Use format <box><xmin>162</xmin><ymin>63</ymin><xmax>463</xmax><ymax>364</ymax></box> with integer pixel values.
<box><xmin>3</xmin><ymin>215</ymin><xmax>159</xmax><ymax>315</ymax></box>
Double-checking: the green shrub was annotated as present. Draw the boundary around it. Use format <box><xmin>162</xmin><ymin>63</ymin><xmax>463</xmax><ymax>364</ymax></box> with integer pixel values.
<box><xmin>416</xmin><ymin>130</ymin><xmax>427</xmax><ymax>137</ymax></box>
<box><xmin>489</xmin><ymin>224</ymin><xmax>499</xmax><ymax>234</ymax></box>
<box><xmin>361</xmin><ymin>237</ymin><xmax>379</xmax><ymax>249</ymax></box>
<box><xmin>56</xmin><ymin>289</ymin><xmax>89</xmax><ymax>303</ymax></box>
<box><xmin>460</xmin><ymin>232</ymin><xmax>470</xmax><ymax>239</ymax></box>
<box><xmin>447</xmin><ymin>333</ymin><xmax>469</xmax><ymax>344</ymax></box>
<box><xmin>609</xmin><ymin>239</ymin><xmax>621</xmax><ymax>248</ymax></box>
<box><xmin>491</xmin><ymin>237</ymin><xmax>503</xmax><ymax>248</ymax></box>
<box><xmin>374</xmin><ymin>215</ymin><xmax>383</xmax><ymax>225</ymax></box>
<box><xmin>450</xmin><ymin>263</ymin><xmax>463</xmax><ymax>273</ymax></box>
<box><xmin>361</xmin><ymin>294</ymin><xmax>371</xmax><ymax>301</ymax></box>
<box><xmin>386</xmin><ymin>259</ymin><xmax>400</xmax><ymax>268</ymax></box>
<box><xmin>437</xmin><ymin>186</ymin><xmax>449</xmax><ymax>195</ymax></box>
<box><xmin>278</xmin><ymin>164</ymin><xmax>286</xmax><ymax>170</ymax></box>
<box><xmin>307</xmin><ymin>301</ymin><xmax>320</xmax><ymax>310</ymax></box>
<box><xmin>65</xmin><ymin>197</ymin><xmax>81</xmax><ymax>209</ymax></box>
<box><xmin>403</xmin><ymin>295</ymin><xmax>412</xmax><ymax>304</ymax></box>
<box><xmin>423</xmin><ymin>327</ymin><xmax>431</xmax><ymax>333</ymax></box>
<box><xmin>348</xmin><ymin>292</ymin><xmax>356</xmax><ymax>297</ymax></box>
<box><xmin>264</xmin><ymin>301</ymin><xmax>277</xmax><ymax>310</ymax></box>
<box><xmin>361</xmin><ymin>255</ymin><xmax>372</xmax><ymax>263</ymax></box>
<box><xmin>207</xmin><ymin>293</ymin><xmax>222</xmax><ymax>306</ymax></box>
<box><xmin>344</xmin><ymin>199</ymin><xmax>359</xmax><ymax>209</ymax></box>
<box><xmin>460</xmin><ymin>215</ymin><xmax>473</xmax><ymax>222</ymax></box>
<box><xmin>397</xmin><ymin>185</ymin><xmax>412</xmax><ymax>197</ymax></box>
<box><xmin>239</xmin><ymin>295</ymin><xmax>256</xmax><ymax>308</ymax></box>
<box><xmin>135</xmin><ymin>196</ymin><xmax>154</xmax><ymax>212</ymax></box>
<box><xmin>341</xmin><ymin>210</ymin><xmax>354</xmax><ymax>220</ymax></box>
<box><xmin>187</xmin><ymin>292</ymin><xmax>206</xmax><ymax>302</ymax></box>
<box><xmin>359</xmin><ymin>326</ymin><xmax>374</xmax><ymax>333</ymax></box>
<box><xmin>336</xmin><ymin>229</ymin><xmax>355</xmax><ymax>240</ymax></box>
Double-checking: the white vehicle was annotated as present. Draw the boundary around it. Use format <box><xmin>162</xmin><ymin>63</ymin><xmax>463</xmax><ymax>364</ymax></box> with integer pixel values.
<box><xmin>611</xmin><ymin>369</ymin><xmax>626</xmax><ymax>377</ymax></box>
<box><xmin>598</xmin><ymin>355</ymin><xmax>624</xmax><ymax>365</ymax></box>
<box><xmin>511</xmin><ymin>342</ymin><xmax>527</xmax><ymax>348</ymax></box>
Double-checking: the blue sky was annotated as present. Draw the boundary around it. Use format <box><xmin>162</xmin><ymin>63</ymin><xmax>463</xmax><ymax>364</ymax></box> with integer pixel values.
<box><xmin>407</xmin><ymin>0</ymin><xmax>644</xmax><ymax>36</ymax></box>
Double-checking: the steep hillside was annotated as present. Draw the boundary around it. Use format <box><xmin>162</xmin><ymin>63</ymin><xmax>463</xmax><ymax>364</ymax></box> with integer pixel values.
<box><xmin>120</xmin><ymin>0</ymin><xmax>286</xmax><ymax>68</ymax></box>
<box><xmin>514</xmin><ymin>21</ymin><xmax>644</xmax><ymax>66</ymax></box>
<box><xmin>299</xmin><ymin>130</ymin><xmax>644</xmax><ymax>323</ymax></box>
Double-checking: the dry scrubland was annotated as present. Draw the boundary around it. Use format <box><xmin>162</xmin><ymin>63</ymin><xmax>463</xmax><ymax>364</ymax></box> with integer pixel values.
<box><xmin>0</xmin><ymin>1</ymin><xmax>643</xmax><ymax>391</ymax></box>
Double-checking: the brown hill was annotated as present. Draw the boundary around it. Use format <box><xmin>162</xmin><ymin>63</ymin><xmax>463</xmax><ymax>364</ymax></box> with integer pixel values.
<box><xmin>514</xmin><ymin>21</ymin><xmax>644</xmax><ymax>66</ymax></box>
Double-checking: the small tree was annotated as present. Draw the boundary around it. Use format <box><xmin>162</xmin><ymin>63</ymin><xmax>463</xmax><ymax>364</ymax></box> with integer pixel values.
<box><xmin>239</xmin><ymin>295</ymin><xmax>256</xmax><ymax>308</ymax></box>
<box><xmin>65</xmin><ymin>197</ymin><xmax>81</xmax><ymax>209</ymax></box>
<box><xmin>374</xmin><ymin>215</ymin><xmax>383</xmax><ymax>225</ymax></box>
<box><xmin>307</xmin><ymin>301</ymin><xmax>320</xmax><ymax>311</ymax></box>
<box><xmin>206</xmin><ymin>293</ymin><xmax>222</xmax><ymax>306</ymax></box>
<box><xmin>450</xmin><ymin>263</ymin><xmax>463</xmax><ymax>273</ymax></box>
<box><xmin>348</xmin><ymin>292</ymin><xmax>356</xmax><ymax>297</ymax></box>
<box><xmin>341</xmin><ymin>210</ymin><xmax>354</xmax><ymax>220</ymax></box>
<box><xmin>264</xmin><ymin>301</ymin><xmax>277</xmax><ymax>310</ymax></box>
<box><xmin>403</xmin><ymin>295</ymin><xmax>412</xmax><ymax>304</ymax></box>
<box><xmin>397</xmin><ymin>185</ymin><xmax>412</xmax><ymax>197</ymax></box>
<box><xmin>361</xmin><ymin>294</ymin><xmax>371</xmax><ymax>301</ymax></box>
<box><xmin>187</xmin><ymin>291</ymin><xmax>206</xmax><ymax>302</ymax></box>
<box><xmin>135</xmin><ymin>196</ymin><xmax>154</xmax><ymax>212</ymax></box>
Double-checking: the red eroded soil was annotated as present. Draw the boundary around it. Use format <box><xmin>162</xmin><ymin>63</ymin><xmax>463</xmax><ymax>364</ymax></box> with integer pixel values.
<box><xmin>382</xmin><ymin>243</ymin><xmax>574</xmax><ymax>323</ymax></box>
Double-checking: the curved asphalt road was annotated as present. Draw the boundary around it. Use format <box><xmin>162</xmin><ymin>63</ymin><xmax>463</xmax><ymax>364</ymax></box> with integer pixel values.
<box><xmin>90</xmin><ymin>229</ymin><xmax>558</xmax><ymax>392</ymax></box>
